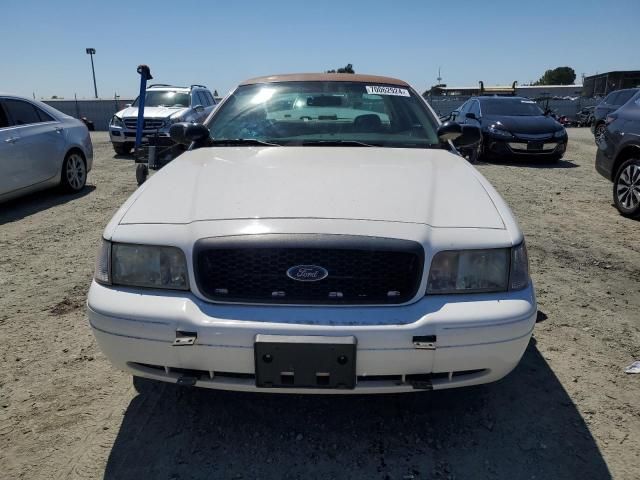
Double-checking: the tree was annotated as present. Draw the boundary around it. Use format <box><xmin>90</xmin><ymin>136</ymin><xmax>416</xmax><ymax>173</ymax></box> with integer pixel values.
<box><xmin>533</xmin><ymin>67</ymin><xmax>576</xmax><ymax>85</ymax></box>
<box><xmin>327</xmin><ymin>63</ymin><xmax>355</xmax><ymax>74</ymax></box>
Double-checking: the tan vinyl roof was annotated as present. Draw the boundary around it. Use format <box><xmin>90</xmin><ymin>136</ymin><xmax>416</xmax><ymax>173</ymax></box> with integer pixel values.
<box><xmin>239</xmin><ymin>73</ymin><xmax>409</xmax><ymax>86</ymax></box>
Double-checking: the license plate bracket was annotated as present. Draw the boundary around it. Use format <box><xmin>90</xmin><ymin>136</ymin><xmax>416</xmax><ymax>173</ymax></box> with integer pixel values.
<box><xmin>254</xmin><ymin>335</ymin><xmax>356</xmax><ymax>389</ymax></box>
<box><xmin>528</xmin><ymin>141</ymin><xmax>543</xmax><ymax>150</ymax></box>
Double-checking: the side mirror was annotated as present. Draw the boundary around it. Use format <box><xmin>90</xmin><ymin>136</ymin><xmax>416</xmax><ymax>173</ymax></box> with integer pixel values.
<box><xmin>453</xmin><ymin>124</ymin><xmax>481</xmax><ymax>148</ymax></box>
<box><xmin>437</xmin><ymin>121</ymin><xmax>463</xmax><ymax>142</ymax></box>
<box><xmin>125</xmin><ymin>103</ymin><xmax>132</xmax><ymax>108</ymax></box>
<box><xmin>438</xmin><ymin>122</ymin><xmax>481</xmax><ymax>147</ymax></box>
<box><xmin>169</xmin><ymin>122</ymin><xmax>209</xmax><ymax>146</ymax></box>
<box><xmin>465</xmin><ymin>112</ymin><xmax>478</xmax><ymax>120</ymax></box>
<box><xmin>193</xmin><ymin>105</ymin><xmax>205</xmax><ymax>113</ymax></box>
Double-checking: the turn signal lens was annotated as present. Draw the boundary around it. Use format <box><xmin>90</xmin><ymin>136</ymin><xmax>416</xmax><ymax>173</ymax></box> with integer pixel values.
<box><xmin>94</xmin><ymin>239</ymin><xmax>111</xmax><ymax>285</ymax></box>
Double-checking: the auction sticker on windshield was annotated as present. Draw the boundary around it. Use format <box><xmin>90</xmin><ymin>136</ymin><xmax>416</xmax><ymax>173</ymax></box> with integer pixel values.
<box><xmin>365</xmin><ymin>86</ymin><xmax>410</xmax><ymax>97</ymax></box>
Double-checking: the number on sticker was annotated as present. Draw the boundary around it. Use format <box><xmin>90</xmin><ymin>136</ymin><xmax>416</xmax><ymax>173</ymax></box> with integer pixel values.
<box><xmin>365</xmin><ymin>86</ymin><xmax>410</xmax><ymax>97</ymax></box>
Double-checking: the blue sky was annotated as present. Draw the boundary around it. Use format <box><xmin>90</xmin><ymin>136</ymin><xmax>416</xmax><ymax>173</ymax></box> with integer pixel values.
<box><xmin>3</xmin><ymin>0</ymin><xmax>638</xmax><ymax>99</ymax></box>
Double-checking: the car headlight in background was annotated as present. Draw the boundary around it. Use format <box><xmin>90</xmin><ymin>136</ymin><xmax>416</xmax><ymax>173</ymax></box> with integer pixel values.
<box><xmin>426</xmin><ymin>243</ymin><xmax>529</xmax><ymax>294</ymax></box>
<box><xmin>487</xmin><ymin>125</ymin><xmax>513</xmax><ymax>138</ymax></box>
<box><xmin>94</xmin><ymin>240</ymin><xmax>189</xmax><ymax>290</ymax></box>
<box><xmin>554</xmin><ymin>128</ymin><xmax>566</xmax><ymax>138</ymax></box>
<box><xmin>110</xmin><ymin>115</ymin><xmax>124</xmax><ymax>128</ymax></box>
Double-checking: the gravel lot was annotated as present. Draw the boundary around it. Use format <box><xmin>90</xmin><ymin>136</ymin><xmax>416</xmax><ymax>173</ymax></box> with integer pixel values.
<box><xmin>0</xmin><ymin>129</ymin><xmax>638</xmax><ymax>480</ymax></box>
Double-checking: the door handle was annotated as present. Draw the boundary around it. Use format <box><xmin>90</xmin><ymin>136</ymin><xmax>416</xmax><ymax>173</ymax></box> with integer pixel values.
<box><xmin>4</xmin><ymin>137</ymin><xmax>18</xmax><ymax>143</ymax></box>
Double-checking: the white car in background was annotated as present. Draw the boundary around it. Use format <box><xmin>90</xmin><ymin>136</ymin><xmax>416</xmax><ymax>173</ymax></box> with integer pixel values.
<box><xmin>88</xmin><ymin>74</ymin><xmax>536</xmax><ymax>394</ymax></box>
<box><xmin>0</xmin><ymin>94</ymin><xmax>93</xmax><ymax>203</ymax></box>
<box><xmin>108</xmin><ymin>84</ymin><xmax>216</xmax><ymax>155</ymax></box>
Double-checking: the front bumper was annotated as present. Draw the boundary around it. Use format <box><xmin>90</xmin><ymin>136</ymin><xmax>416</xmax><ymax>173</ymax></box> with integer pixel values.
<box><xmin>87</xmin><ymin>280</ymin><xmax>537</xmax><ymax>394</ymax></box>
<box><xmin>109</xmin><ymin>126</ymin><xmax>174</xmax><ymax>146</ymax></box>
<box><xmin>484</xmin><ymin>133</ymin><xmax>567</xmax><ymax>159</ymax></box>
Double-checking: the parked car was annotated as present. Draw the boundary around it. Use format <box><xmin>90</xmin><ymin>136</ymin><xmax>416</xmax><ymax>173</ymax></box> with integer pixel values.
<box><xmin>576</xmin><ymin>106</ymin><xmax>595</xmax><ymax>127</ymax></box>
<box><xmin>109</xmin><ymin>84</ymin><xmax>217</xmax><ymax>155</ymax></box>
<box><xmin>0</xmin><ymin>94</ymin><xmax>93</xmax><ymax>203</ymax></box>
<box><xmin>450</xmin><ymin>96</ymin><xmax>567</xmax><ymax>162</ymax></box>
<box><xmin>592</xmin><ymin>88</ymin><xmax>640</xmax><ymax>145</ymax></box>
<box><xmin>88</xmin><ymin>73</ymin><xmax>536</xmax><ymax>394</ymax></box>
<box><xmin>595</xmin><ymin>90</ymin><xmax>640</xmax><ymax>218</ymax></box>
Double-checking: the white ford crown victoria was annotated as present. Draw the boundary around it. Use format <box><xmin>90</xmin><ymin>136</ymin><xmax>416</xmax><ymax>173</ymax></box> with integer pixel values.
<box><xmin>88</xmin><ymin>74</ymin><xmax>536</xmax><ymax>393</ymax></box>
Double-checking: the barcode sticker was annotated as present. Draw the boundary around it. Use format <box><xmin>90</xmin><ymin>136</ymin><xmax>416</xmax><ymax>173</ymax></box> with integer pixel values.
<box><xmin>365</xmin><ymin>86</ymin><xmax>410</xmax><ymax>97</ymax></box>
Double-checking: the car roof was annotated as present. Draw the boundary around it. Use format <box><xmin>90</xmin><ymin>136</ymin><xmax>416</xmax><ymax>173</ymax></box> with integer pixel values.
<box><xmin>147</xmin><ymin>85</ymin><xmax>191</xmax><ymax>91</ymax></box>
<box><xmin>239</xmin><ymin>73</ymin><xmax>409</xmax><ymax>87</ymax></box>
<box><xmin>474</xmin><ymin>96</ymin><xmax>530</xmax><ymax>101</ymax></box>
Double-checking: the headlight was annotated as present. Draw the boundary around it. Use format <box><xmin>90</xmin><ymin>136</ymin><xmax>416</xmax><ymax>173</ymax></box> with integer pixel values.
<box><xmin>487</xmin><ymin>125</ymin><xmax>513</xmax><ymax>138</ymax></box>
<box><xmin>110</xmin><ymin>115</ymin><xmax>124</xmax><ymax>128</ymax></box>
<box><xmin>167</xmin><ymin>116</ymin><xmax>183</xmax><ymax>125</ymax></box>
<box><xmin>94</xmin><ymin>240</ymin><xmax>189</xmax><ymax>290</ymax></box>
<box><xmin>554</xmin><ymin>128</ymin><xmax>566</xmax><ymax>138</ymax></box>
<box><xmin>426</xmin><ymin>243</ymin><xmax>529</xmax><ymax>294</ymax></box>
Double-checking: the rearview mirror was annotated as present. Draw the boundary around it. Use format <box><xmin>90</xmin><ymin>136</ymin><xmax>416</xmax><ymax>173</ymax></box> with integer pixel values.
<box><xmin>465</xmin><ymin>112</ymin><xmax>478</xmax><ymax>120</ymax></box>
<box><xmin>169</xmin><ymin>122</ymin><xmax>209</xmax><ymax>146</ymax></box>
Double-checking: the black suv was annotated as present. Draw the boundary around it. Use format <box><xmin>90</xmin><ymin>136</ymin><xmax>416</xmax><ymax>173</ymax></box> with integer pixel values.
<box><xmin>595</xmin><ymin>89</ymin><xmax>640</xmax><ymax>218</ymax></box>
<box><xmin>592</xmin><ymin>88</ymin><xmax>639</xmax><ymax>145</ymax></box>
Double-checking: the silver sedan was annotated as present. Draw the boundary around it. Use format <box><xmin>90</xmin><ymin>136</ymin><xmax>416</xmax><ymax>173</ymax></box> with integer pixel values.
<box><xmin>0</xmin><ymin>94</ymin><xmax>93</xmax><ymax>203</ymax></box>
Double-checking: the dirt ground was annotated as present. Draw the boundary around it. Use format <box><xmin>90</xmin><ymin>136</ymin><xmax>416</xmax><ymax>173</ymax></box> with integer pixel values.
<box><xmin>0</xmin><ymin>129</ymin><xmax>638</xmax><ymax>480</ymax></box>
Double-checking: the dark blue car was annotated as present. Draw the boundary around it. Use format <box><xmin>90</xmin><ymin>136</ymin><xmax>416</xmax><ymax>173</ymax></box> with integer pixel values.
<box><xmin>451</xmin><ymin>96</ymin><xmax>568</xmax><ymax>162</ymax></box>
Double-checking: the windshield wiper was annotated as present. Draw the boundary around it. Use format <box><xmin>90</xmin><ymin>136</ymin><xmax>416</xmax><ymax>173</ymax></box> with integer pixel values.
<box><xmin>300</xmin><ymin>140</ymin><xmax>377</xmax><ymax>147</ymax></box>
<box><xmin>209</xmin><ymin>138</ymin><xmax>281</xmax><ymax>146</ymax></box>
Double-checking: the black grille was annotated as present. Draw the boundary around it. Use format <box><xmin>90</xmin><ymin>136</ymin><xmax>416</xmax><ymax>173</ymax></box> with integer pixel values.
<box><xmin>194</xmin><ymin>235</ymin><xmax>424</xmax><ymax>305</ymax></box>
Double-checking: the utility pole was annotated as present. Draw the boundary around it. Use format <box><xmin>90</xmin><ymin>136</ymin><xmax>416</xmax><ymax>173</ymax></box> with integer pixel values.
<box><xmin>85</xmin><ymin>48</ymin><xmax>98</xmax><ymax>98</ymax></box>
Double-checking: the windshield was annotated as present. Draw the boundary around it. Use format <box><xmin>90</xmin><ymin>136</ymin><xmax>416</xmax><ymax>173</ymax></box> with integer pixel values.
<box><xmin>207</xmin><ymin>81</ymin><xmax>440</xmax><ymax>148</ymax></box>
<box><xmin>132</xmin><ymin>91</ymin><xmax>190</xmax><ymax>108</ymax></box>
<box><xmin>481</xmin><ymin>99</ymin><xmax>544</xmax><ymax>116</ymax></box>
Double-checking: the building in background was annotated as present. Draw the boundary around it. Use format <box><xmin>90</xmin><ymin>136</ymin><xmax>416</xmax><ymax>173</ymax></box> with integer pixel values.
<box><xmin>582</xmin><ymin>70</ymin><xmax>640</xmax><ymax>97</ymax></box>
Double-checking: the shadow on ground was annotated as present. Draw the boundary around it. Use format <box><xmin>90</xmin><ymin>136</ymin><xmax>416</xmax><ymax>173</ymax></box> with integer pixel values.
<box><xmin>103</xmin><ymin>340</ymin><xmax>610</xmax><ymax>480</ymax></box>
<box><xmin>0</xmin><ymin>185</ymin><xmax>96</xmax><ymax>225</ymax></box>
<box><xmin>480</xmin><ymin>158</ymin><xmax>579</xmax><ymax>169</ymax></box>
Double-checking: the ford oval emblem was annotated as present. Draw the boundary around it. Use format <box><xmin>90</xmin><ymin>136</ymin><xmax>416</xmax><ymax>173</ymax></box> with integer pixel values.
<box><xmin>286</xmin><ymin>265</ymin><xmax>329</xmax><ymax>282</ymax></box>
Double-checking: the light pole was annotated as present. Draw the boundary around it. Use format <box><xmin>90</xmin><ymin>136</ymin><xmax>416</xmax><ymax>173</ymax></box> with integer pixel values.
<box><xmin>85</xmin><ymin>48</ymin><xmax>98</xmax><ymax>99</ymax></box>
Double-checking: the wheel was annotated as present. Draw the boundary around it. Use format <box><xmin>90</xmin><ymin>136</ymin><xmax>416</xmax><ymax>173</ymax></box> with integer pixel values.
<box><xmin>136</xmin><ymin>164</ymin><xmax>149</xmax><ymax>186</ymax></box>
<box><xmin>61</xmin><ymin>151</ymin><xmax>87</xmax><ymax>193</ymax></box>
<box><xmin>113</xmin><ymin>143</ymin><xmax>133</xmax><ymax>155</ymax></box>
<box><xmin>613</xmin><ymin>158</ymin><xmax>640</xmax><ymax>218</ymax></box>
<box><xmin>594</xmin><ymin>123</ymin><xmax>606</xmax><ymax>145</ymax></box>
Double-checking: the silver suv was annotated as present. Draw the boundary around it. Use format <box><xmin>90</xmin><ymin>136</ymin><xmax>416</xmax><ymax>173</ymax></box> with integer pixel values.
<box><xmin>109</xmin><ymin>84</ymin><xmax>217</xmax><ymax>155</ymax></box>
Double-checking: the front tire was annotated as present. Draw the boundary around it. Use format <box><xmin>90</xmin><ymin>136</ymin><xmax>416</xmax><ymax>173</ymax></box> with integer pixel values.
<box><xmin>613</xmin><ymin>158</ymin><xmax>640</xmax><ymax>218</ymax></box>
<box><xmin>61</xmin><ymin>151</ymin><xmax>87</xmax><ymax>193</ymax></box>
<box><xmin>136</xmin><ymin>164</ymin><xmax>149</xmax><ymax>186</ymax></box>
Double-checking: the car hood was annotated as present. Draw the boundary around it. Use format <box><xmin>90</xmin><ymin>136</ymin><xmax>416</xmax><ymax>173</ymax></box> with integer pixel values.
<box><xmin>120</xmin><ymin>147</ymin><xmax>506</xmax><ymax>229</ymax></box>
<box><xmin>483</xmin><ymin>115</ymin><xmax>562</xmax><ymax>134</ymax></box>
<box><xmin>117</xmin><ymin>106</ymin><xmax>188</xmax><ymax>119</ymax></box>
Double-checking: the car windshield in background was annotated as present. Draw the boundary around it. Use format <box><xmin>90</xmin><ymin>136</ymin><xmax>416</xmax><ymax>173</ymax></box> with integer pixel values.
<box><xmin>482</xmin><ymin>99</ymin><xmax>544</xmax><ymax>116</ymax></box>
<box><xmin>207</xmin><ymin>81</ymin><xmax>440</xmax><ymax>148</ymax></box>
<box><xmin>132</xmin><ymin>91</ymin><xmax>190</xmax><ymax>108</ymax></box>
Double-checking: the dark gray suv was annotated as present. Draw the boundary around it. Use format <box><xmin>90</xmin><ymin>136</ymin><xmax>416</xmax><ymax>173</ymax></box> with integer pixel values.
<box><xmin>592</xmin><ymin>88</ymin><xmax>639</xmax><ymax>145</ymax></box>
<box><xmin>595</xmin><ymin>90</ymin><xmax>640</xmax><ymax>218</ymax></box>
